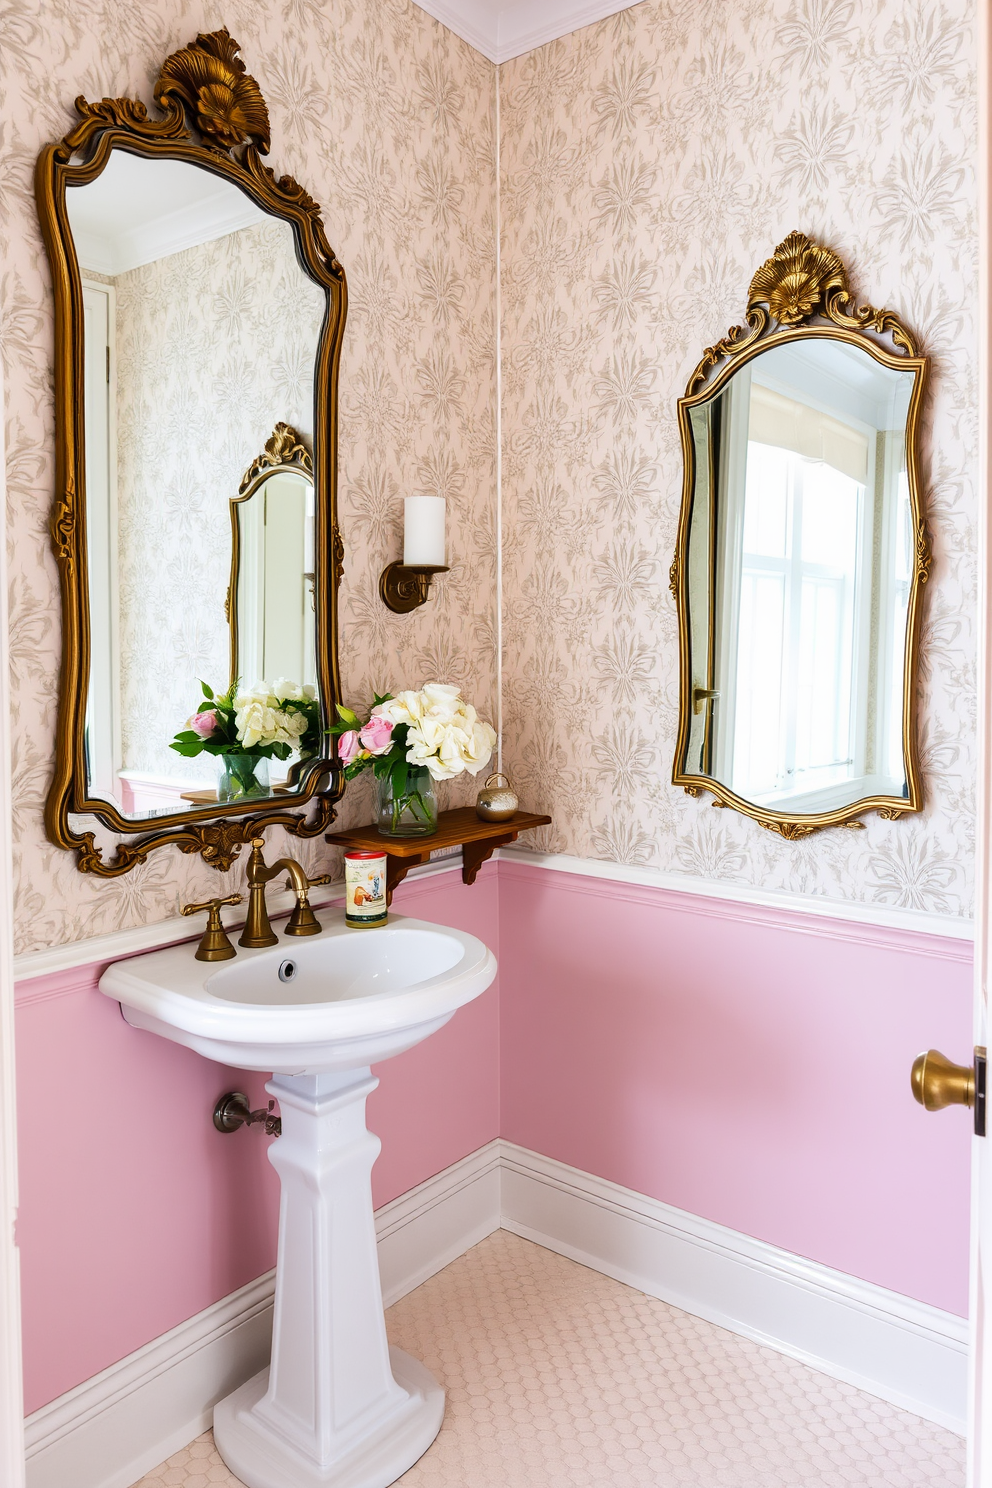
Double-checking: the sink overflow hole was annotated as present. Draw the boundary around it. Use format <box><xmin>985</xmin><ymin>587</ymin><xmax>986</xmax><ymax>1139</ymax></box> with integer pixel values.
<box><xmin>278</xmin><ymin>959</ymin><xmax>298</xmax><ymax>983</ymax></box>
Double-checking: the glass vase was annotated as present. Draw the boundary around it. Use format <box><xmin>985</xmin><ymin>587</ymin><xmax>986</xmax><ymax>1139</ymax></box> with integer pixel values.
<box><xmin>218</xmin><ymin>753</ymin><xmax>270</xmax><ymax>803</ymax></box>
<box><xmin>375</xmin><ymin>766</ymin><xmax>438</xmax><ymax>837</ymax></box>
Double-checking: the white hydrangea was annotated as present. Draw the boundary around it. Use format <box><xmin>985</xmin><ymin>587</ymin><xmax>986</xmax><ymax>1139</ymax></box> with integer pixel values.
<box><xmin>370</xmin><ymin>684</ymin><xmax>496</xmax><ymax>781</ymax></box>
<box><xmin>234</xmin><ymin>680</ymin><xmax>312</xmax><ymax>749</ymax></box>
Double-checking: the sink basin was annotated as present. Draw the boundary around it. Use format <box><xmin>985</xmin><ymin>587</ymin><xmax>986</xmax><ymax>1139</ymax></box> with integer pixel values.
<box><xmin>101</xmin><ymin>914</ymin><xmax>496</xmax><ymax>1074</ymax></box>
<box><xmin>100</xmin><ymin>909</ymin><xmax>497</xmax><ymax>1488</ymax></box>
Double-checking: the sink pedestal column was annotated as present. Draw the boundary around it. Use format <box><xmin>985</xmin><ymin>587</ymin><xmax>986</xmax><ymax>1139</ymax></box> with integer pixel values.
<box><xmin>213</xmin><ymin>1070</ymin><xmax>444</xmax><ymax>1488</ymax></box>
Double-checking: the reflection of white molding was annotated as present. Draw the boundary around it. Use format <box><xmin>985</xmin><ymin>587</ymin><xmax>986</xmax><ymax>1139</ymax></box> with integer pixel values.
<box><xmin>498</xmin><ymin>1143</ymin><xmax>968</xmax><ymax>1434</ymax></box>
<box><xmin>72</xmin><ymin>194</ymin><xmax>263</xmax><ymax>276</ymax></box>
<box><xmin>23</xmin><ymin>1139</ymin><xmax>966</xmax><ymax>1488</ymax></box>
<box><xmin>498</xmin><ymin>847</ymin><xmax>975</xmax><ymax>943</ymax></box>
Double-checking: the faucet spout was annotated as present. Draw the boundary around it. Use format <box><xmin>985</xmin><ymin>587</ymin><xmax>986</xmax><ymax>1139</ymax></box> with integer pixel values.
<box><xmin>238</xmin><ymin>837</ymin><xmax>323</xmax><ymax>947</ymax></box>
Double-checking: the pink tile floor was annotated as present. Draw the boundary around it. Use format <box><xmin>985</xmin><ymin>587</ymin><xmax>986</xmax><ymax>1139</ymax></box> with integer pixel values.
<box><xmin>133</xmin><ymin>1231</ymin><xmax>964</xmax><ymax>1487</ymax></box>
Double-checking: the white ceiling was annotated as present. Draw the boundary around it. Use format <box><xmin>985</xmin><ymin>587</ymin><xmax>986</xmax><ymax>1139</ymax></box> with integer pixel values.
<box><xmin>410</xmin><ymin>0</ymin><xmax>640</xmax><ymax>62</ymax></box>
<box><xmin>66</xmin><ymin>152</ymin><xmax>267</xmax><ymax>276</ymax></box>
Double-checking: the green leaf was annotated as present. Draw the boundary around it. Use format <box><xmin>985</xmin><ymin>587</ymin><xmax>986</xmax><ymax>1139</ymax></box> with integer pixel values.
<box><xmin>170</xmin><ymin>741</ymin><xmax>202</xmax><ymax>757</ymax></box>
<box><xmin>335</xmin><ymin>703</ymin><xmax>360</xmax><ymax>727</ymax></box>
<box><xmin>390</xmin><ymin>757</ymin><xmax>408</xmax><ymax>798</ymax></box>
<box><xmin>200</xmin><ymin>680</ymin><xmax>214</xmax><ymax>700</ymax></box>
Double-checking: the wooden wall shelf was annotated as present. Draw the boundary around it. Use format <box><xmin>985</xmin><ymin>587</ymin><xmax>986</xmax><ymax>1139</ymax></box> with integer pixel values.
<box><xmin>325</xmin><ymin>806</ymin><xmax>551</xmax><ymax>904</ymax></box>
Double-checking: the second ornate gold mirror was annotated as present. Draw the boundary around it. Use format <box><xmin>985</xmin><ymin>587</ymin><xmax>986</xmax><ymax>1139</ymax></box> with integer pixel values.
<box><xmin>672</xmin><ymin>233</ymin><xmax>929</xmax><ymax>837</ymax></box>
<box><xmin>37</xmin><ymin>28</ymin><xmax>346</xmax><ymax>874</ymax></box>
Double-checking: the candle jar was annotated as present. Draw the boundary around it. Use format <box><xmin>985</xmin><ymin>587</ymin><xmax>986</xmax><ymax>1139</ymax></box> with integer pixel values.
<box><xmin>375</xmin><ymin>766</ymin><xmax>438</xmax><ymax>837</ymax></box>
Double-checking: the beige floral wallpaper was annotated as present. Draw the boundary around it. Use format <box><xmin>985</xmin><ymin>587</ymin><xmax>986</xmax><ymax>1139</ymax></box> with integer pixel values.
<box><xmin>1</xmin><ymin>0</ymin><xmax>498</xmax><ymax>953</ymax></box>
<box><xmin>499</xmin><ymin>0</ymin><xmax>978</xmax><ymax>918</ymax></box>
<box><xmin>114</xmin><ymin>218</ymin><xmax>324</xmax><ymax>784</ymax></box>
<box><xmin>0</xmin><ymin>0</ymin><xmax>980</xmax><ymax>953</ymax></box>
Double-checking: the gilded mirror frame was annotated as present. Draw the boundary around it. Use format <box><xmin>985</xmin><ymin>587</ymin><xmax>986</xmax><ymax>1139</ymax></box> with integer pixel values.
<box><xmin>36</xmin><ymin>29</ymin><xmax>347</xmax><ymax>876</ymax></box>
<box><xmin>671</xmin><ymin>232</ymin><xmax>930</xmax><ymax>839</ymax></box>
<box><xmin>227</xmin><ymin>422</ymin><xmax>315</xmax><ymax>691</ymax></box>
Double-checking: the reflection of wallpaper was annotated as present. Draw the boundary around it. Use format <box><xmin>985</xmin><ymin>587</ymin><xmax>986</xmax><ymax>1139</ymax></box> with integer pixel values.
<box><xmin>114</xmin><ymin>218</ymin><xmax>323</xmax><ymax>782</ymax></box>
<box><xmin>499</xmin><ymin>0</ymin><xmax>978</xmax><ymax>917</ymax></box>
<box><xmin>2</xmin><ymin>1</ymin><xmax>498</xmax><ymax>952</ymax></box>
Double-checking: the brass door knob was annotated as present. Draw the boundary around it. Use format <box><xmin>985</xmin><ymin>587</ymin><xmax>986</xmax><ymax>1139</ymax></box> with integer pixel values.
<box><xmin>911</xmin><ymin>1049</ymin><xmax>973</xmax><ymax>1111</ymax></box>
<box><xmin>911</xmin><ymin>1047</ymin><xmax>986</xmax><ymax>1134</ymax></box>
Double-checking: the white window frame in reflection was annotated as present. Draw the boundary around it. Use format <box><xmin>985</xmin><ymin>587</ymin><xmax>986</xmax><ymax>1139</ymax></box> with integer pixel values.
<box><xmin>81</xmin><ymin>279</ymin><xmax>122</xmax><ymax>802</ymax></box>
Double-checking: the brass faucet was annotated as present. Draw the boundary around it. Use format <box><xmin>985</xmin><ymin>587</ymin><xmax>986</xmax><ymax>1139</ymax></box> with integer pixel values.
<box><xmin>239</xmin><ymin>837</ymin><xmax>324</xmax><ymax>948</ymax></box>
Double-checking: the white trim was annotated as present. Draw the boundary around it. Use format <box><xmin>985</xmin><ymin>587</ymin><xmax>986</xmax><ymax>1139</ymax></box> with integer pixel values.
<box><xmin>499</xmin><ymin>1142</ymin><xmax>968</xmax><ymax>1434</ymax></box>
<box><xmin>12</xmin><ymin>860</ymin><xmax>462</xmax><ymax>985</ymax></box>
<box><xmin>23</xmin><ymin>1142</ymin><xmax>500</xmax><ymax>1488</ymax></box>
<box><xmin>499</xmin><ymin>846</ymin><xmax>975</xmax><ymax>941</ymax></box>
<box><xmin>25</xmin><ymin>1139</ymin><xmax>966</xmax><ymax>1487</ymax></box>
<box><xmin>14</xmin><ymin>847</ymin><xmax>969</xmax><ymax>989</ymax></box>
<box><xmin>409</xmin><ymin>0</ymin><xmax>645</xmax><ymax>63</ymax></box>
<box><xmin>0</xmin><ymin>296</ymin><xmax>25</xmax><ymax>1487</ymax></box>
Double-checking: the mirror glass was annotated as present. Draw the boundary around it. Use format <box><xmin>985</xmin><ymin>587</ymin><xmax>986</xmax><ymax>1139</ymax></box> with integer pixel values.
<box><xmin>680</xmin><ymin>337</ymin><xmax>918</xmax><ymax>815</ymax></box>
<box><xmin>231</xmin><ymin>464</ymin><xmax>316</xmax><ymax>689</ymax></box>
<box><xmin>66</xmin><ymin>150</ymin><xmax>326</xmax><ymax>820</ymax></box>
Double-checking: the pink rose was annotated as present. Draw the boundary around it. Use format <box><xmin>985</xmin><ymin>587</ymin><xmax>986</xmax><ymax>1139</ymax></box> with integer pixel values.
<box><xmin>359</xmin><ymin>716</ymin><xmax>394</xmax><ymax>754</ymax></box>
<box><xmin>338</xmin><ymin>730</ymin><xmax>362</xmax><ymax>765</ymax></box>
<box><xmin>190</xmin><ymin>709</ymin><xmax>219</xmax><ymax>738</ymax></box>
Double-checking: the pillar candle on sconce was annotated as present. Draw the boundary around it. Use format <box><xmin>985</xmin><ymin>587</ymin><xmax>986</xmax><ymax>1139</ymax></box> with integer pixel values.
<box><xmin>379</xmin><ymin>495</ymin><xmax>449</xmax><ymax>612</ymax></box>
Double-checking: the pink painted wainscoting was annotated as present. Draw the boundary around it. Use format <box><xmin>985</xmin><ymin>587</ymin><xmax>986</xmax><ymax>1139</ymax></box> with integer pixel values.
<box><xmin>498</xmin><ymin>861</ymin><xmax>973</xmax><ymax>1319</ymax></box>
<box><xmin>15</xmin><ymin>865</ymin><xmax>499</xmax><ymax>1416</ymax></box>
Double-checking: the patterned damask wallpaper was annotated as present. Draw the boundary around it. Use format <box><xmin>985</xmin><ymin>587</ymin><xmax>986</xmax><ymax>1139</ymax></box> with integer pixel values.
<box><xmin>114</xmin><ymin>218</ymin><xmax>324</xmax><ymax>784</ymax></box>
<box><xmin>499</xmin><ymin>0</ymin><xmax>978</xmax><ymax>918</ymax></box>
<box><xmin>2</xmin><ymin>0</ymin><xmax>498</xmax><ymax>953</ymax></box>
<box><xmin>0</xmin><ymin>0</ymin><xmax>979</xmax><ymax>953</ymax></box>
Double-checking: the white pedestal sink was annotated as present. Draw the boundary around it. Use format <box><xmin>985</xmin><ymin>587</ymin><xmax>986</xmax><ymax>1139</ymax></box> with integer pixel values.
<box><xmin>101</xmin><ymin>916</ymin><xmax>497</xmax><ymax>1488</ymax></box>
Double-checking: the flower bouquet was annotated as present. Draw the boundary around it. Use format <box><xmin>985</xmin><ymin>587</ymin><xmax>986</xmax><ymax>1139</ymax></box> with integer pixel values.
<box><xmin>171</xmin><ymin>679</ymin><xmax>322</xmax><ymax>802</ymax></box>
<box><xmin>328</xmin><ymin>683</ymin><xmax>497</xmax><ymax>837</ymax></box>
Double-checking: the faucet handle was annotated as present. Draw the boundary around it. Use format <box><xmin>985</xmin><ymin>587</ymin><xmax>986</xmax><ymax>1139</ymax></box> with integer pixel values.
<box><xmin>283</xmin><ymin>871</ymin><xmax>334</xmax><ymax>892</ymax></box>
<box><xmin>181</xmin><ymin>894</ymin><xmax>242</xmax><ymax>962</ymax></box>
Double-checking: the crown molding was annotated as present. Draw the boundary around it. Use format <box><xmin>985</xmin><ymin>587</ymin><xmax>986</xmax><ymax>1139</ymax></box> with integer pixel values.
<box><xmin>411</xmin><ymin>0</ymin><xmax>641</xmax><ymax>63</ymax></box>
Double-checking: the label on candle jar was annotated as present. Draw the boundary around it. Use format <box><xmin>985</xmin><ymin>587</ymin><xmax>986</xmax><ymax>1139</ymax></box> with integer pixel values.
<box><xmin>344</xmin><ymin>850</ymin><xmax>388</xmax><ymax>927</ymax></box>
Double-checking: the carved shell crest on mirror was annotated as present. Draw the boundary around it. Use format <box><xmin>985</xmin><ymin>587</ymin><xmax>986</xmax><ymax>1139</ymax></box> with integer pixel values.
<box><xmin>37</xmin><ymin>29</ymin><xmax>348</xmax><ymax>876</ymax></box>
<box><xmin>671</xmin><ymin>231</ymin><xmax>930</xmax><ymax>838</ymax></box>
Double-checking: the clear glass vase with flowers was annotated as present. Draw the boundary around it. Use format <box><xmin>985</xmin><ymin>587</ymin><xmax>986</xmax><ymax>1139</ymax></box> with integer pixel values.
<box><xmin>170</xmin><ymin>679</ymin><xmax>322</xmax><ymax>802</ymax></box>
<box><xmin>329</xmin><ymin>683</ymin><xmax>497</xmax><ymax>837</ymax></box>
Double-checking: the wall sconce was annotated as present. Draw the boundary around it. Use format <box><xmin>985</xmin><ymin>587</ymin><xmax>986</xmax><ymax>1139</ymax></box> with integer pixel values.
<box><xmin>379</xmin><ymin>495</ymin><xmax>449</xmax><ymax>613</ymax></box>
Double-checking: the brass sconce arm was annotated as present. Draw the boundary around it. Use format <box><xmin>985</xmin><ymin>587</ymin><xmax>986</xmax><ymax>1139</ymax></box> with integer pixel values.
<box><xmin>379</xmin><ymin>561</ymin><xmax>449</xmax><ymax>614</ymax></box>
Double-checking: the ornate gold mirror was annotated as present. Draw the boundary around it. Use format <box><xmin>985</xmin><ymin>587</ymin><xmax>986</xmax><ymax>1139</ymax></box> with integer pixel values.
<box><xmin>37</xmin><ymin>29</ymin><xmax>346</xmax><ymax>875</ymax></box>
<box><xmin>672</xmin><ymin>233</ymin><xmax>929</xmax><ymax>837</ymax></box>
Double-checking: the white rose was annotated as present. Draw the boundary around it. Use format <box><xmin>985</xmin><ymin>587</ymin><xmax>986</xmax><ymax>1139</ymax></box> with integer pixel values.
<box><xmin>271</xmin><ymin>678</ymin><xmax>305</xmax><ymax>703</ymax></box>
<box><xmin>420</xmin><ymin>683</ymin><xmax>462</xmax><ymax>722</ymax></box>
<box><xmin>461</xmin><ymin>720</ymin><xmax>497</xmax><ymax>774</ymax></box>
<box><xmin>406</xmin><ymin>720</ymin><xmax>460</xmax><ymax>779</ymax></box>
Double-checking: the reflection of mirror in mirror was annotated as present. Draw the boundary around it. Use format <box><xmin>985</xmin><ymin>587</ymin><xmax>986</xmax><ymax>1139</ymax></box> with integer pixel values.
<box><xmin>232</xmin><ymin>468</ymin><xmax>316</xmax><ymax>690</ymax></box>
<box><xmin>67</xmin><ymin>151</ymin><xmax>326</xmax><ymax>819</ymax></box>
<box><xmin>683</xmin><ymin>338</ymin><xmax>917</xmax><ymax>815</ymax></box>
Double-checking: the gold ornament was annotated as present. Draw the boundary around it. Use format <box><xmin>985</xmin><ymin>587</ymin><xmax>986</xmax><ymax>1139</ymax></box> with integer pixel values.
<box><xmin>476</xmin><ymin>773</ymin><xmax>518</xmax><ymax>823</ymax></box>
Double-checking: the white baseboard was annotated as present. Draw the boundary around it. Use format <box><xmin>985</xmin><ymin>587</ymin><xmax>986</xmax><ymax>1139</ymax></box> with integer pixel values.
<box><xmin>23</xmin><ymin>1138</ymin><xmax>966</xmax><ymax>1488</ymax></box>
<box><xmin>23</xmin><ymin>1142</ymin><xmax>500</xmax><ymax>1488</ymax></box>
<box><xmin>499</xmin><ymin>1142</ymin><xmax>968</xmax><ymax>1434</ymax></box>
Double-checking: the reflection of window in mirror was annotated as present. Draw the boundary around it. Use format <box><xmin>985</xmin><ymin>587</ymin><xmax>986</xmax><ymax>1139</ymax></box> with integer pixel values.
<box><xmin>690</xmin><ymin>342</ymin><xmax>913</xmax><ymax>814</ymax></box>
